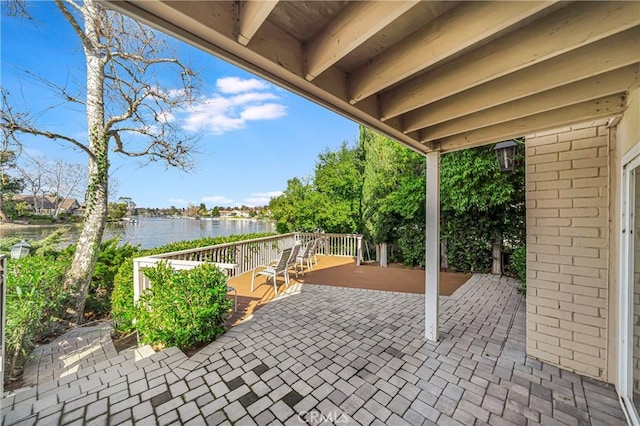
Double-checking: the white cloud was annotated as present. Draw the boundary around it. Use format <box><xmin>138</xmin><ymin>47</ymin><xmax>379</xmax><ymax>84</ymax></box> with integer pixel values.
<box><xmin>169</xmin><ymin>198</ymin><xmax>188</xmax><ymax>205</ymax></box>
<box><xmin>178</xmin><ymin>77</ymin><xmax>287</xmax><ymax>134</ymax></box>
<box><xmin>216</xmin><ymin>77</ymin><xmax>269</xmax><ymax>94</ymax></box>
<box><xmin>201</xmin><ymin>195</ymin><xmax>233</xmax><ymax>205</ymax></box>
<box><xmin>244</xmin><ymin>191</ymin><xmax>283</xmax><ymax>206</ymax></box>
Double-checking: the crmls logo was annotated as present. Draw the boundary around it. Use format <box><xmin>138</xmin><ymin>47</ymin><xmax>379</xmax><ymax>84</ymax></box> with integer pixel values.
<box><xmin>298</xmin><ymin>411</ymin><xmax>350</xmax><ymax>424</ymax></box>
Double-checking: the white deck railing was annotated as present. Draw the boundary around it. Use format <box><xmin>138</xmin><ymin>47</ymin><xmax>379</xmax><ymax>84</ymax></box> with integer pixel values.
<box><xmin>132</xmin><ymin>232</ymin><xmax>362</xmax><ymax>302</ymax></box>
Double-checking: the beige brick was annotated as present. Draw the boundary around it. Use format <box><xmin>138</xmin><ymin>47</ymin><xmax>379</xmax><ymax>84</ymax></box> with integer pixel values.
<box><xmin>527</xmin><ymin>189</ymin><xmax>559</xmax><ymax>200</ymax></box>
<box><xmin>573</xmin><ymin>237</ymin><xmax>607</xmax><ymax>248</ymax></box>
<box><xmin>574</xmin><ymin>332</ymin><xmax>607</xmax><ymax>348</ymax></box>
<box><xmin>528</xmin><ymin>208</ymin><xmax>559</xmax><ymax>218</ymax></box>
<box><xmin>529</xmin><ymin>262</ymin><xmax>560</xmax><ymax>273</ymax></box>
<box><xmin>529</xmin><ymin>226</ymin><xmax>559</xmax><ymax>236</ymax></box>
<box><xmin>526</xmin><ymin>134</ymin><xmax>559</xmax><ymax>147</ymax></box>
<box><xmin>573</xmin><ymin>197</ymin><xmax>607</xmax><ymax>207</ymax></box>
<box><xmin>537</xmin><ymin>342</ymin><xmax>573</xmax><ymax>359</ymax></box>
<box><xmin>572</xmin><ymin>275</ymin><xmax>606</xmax><ymax>288</ymax></box>
<box><xmin>559</xmin><ymin>208</ymin><xmax>599</xmax><ymax>218</ymax></box>
<box><xmin>558</xmin><ymin>128</ymin><xmax>598</xmax><ymax>142</ymax></box>
<box><xmin>536</xmin><ymin>218</ymin><xmax>571</xmax><ymax>227</ymax></box>
<box><xmin>559</xmin><ymin>168</ymin><xmax>600</xmax><ymax>180</ymax></box>
<box><xmin>573</xmin><ymin>156</ymin><xmax>608</xmax><ymax>169</ymax></box>
<box><xmin>573</xmin><ymin>352</ymin><xmax>606</xmax><ymax>369</ymax></box>
<box><xmin>536</xmin><ymin>271</ymin><xmax>572</xmax><ymax>284</ymax></box>
<box><xmin>560</xmin><ymin>265</ymin><xmax>601</xmax><ymax>278</ymax></box>
<box><xmin>559</xmin><ymin>147</ymin><xmax>598</xmax><ymax>161</ymax></box>
<box><xmin>598</xmin><ymin>147</ymin><xmax>608</xmax><ymax>157</ymax></box>
<box><xmin>528</xmin><ymin>171</ymin><xmax>559</xmax><ymax>182</ymax></box>
<box><xmin>537</xmin><ymin>306</ymin><xmax>573</xmax><ymax>320</ymax></box>
<box><xmin>537</xmin><ymin>253</ymin><xmax>572</xmax><ymax>265</ymax></box>
<box><xmin>559</xmin><ymin>246</ymin><xmax>599</xmax><ymax>258</ymax></box>
<box><xmin>572</xmin><ymin>177</ymin><xmax>608</xmax><ymax>188</ymax></box>
<box><xmin>536</xmin><ymin>199</ymin><xmax>572</xmax><ymax>209</ymax></box>
<box><xmin>535</xmin><ymin>142</ymin><xmax>571</xmax><ymax>155</ymax></box>
<box><xmin>536</xmin><ymin>235</ymin><xmax>572</xmax><ymax>247</ymax></box>
<box><xmin>537</xmin><ymin>289</ymin><xmax>573</xmax><ymax>303</ymax></box>
<box><xmin>529</xmin><ymin>279</ymin><xmax>560</xmax><ymax>291</ymax></box>
<box><xmin>558</xmin><ymin>188</ymin><xmax>599</xmax><ymax>199</ymax></box>
<box><xmin>529</xmin><ymin>330</ymin><xmax>560</xmax><ymax>347</ymax></box>
<box><xmin>572</xmin><ymin>137</ymin><xmax>607</xmax><ymax>150</ymax></box>
<box><xmin>558</xmin><ymin>227</ymin><xmax>599</xmax><ymax>238</ymax></box>
<box><xmin>560</xmin><ymin>339</ymin><xmax>600</xmax><ymax>358</ymax></box>
<box><xmin>573</xmin><ymin>294</ymin><xmax>607</xmax><ymax>309</ymax></box>
<box><xmin>528</xmin><ymin>313</ymin><xmax>560</xmax><ymax>328</ymax></box>
<box><xmin>560</xmin><ymin>320</ymin><xmax>602</xmax><ymax>336</ymax></box>
<box><xmin>529</xmin><ymin>347</ymin><xmax>560</xmax><ymax>365</ymax></box>
<box><xmin>572</xmin><ymin>217</ymin><xmax>606</xmax><ymax>227</ymax></box>
<box><xmin>538</xmin><ymin>324</ymin><xmax>572</xmax><ymax>340</ymax></box>
<box><xmin>528</xmin><ymin>295</ymin><xmax>560</xmax><ymax>309</ymax></box>
<box><xmin>536</xmin><ymin>180</ymin><xmax>573</xmax><ymax>190</ymax></box>
<box><xmin>573</xmin><ymin>256</ymin><xmax>607</xmax><ymax>269</ymax></box>
<box><xmin>559</xmin><ymin>284</ymin><xmax>599</xmax><ymax>298</ymax></box>
<box><xmin>574</xmin><ymin>313</ymin><xmax>606</xmax><ymax>328</ymax></box>
<box><xmin>558</xmin><ymin>301</ymin><xmax>599</xmax><ymax>316</ymax></box>
<box><xmin>526</xmin><ymin>199</ymin><xmax>537</xmax><ymax>209</ymax></box>
<box><xmin>560</xmin><ymin>358</ymin><xmax>602</xmax><ymax>379</ymax></box>
<box><xmin>536</xmin><ymin>161</ymin><xmax>572</xmax><ymax>172</ymax></box>
<box><xmin>528</xmin><ymin>153</ymin><xmax>559</xmax><ymax>165</ymax></box>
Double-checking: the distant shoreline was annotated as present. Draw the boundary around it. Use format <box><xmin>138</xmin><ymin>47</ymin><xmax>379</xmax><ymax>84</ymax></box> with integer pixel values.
<box><xmin>0</xmin><ymin>222</ymin><xmax>80</xmax><ymax>230</ymax></box>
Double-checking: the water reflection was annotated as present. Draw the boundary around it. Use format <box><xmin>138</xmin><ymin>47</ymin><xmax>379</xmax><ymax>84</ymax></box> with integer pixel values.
<box><xmin>0</xmin><ymin>217</ymin><xmax>276</xmax><ymax>249</ymax></box>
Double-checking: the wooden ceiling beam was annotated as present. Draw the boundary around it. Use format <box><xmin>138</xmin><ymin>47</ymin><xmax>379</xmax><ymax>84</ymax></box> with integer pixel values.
<box><xmin>347</xmin><ymin>1</ymin><xmax>557</xmax><ymax>104</ymax></box>
<box><xmin>102</xmin><ymin>0</ymin><xmax>429</xmax><ymax>155</ymax></box>
<box><xmin>420</xmin><ymin>65</ymin><xmax>639</xmax><ymax>143</ymax></box>
<box><xmin>381</xmin><ymin>1</ymin><xmax>640</xmax><ymax>120</ymax></box>
<box><xmin>304</xmin><ymin>1</ymin><xmax>420</xmax><ymax>81</ymax></box>
<box><xmin>237</xmin><ymin>1</ymin><xmax>279</xmax><ymax>46</ymax></box>
<box><xmin>403</xmin><ymin>28</ymin><xmax>640</xmax><ymax>133</ymax></box>
<box><xmin>437</xmin><ymin>95</ymin><xmax>627</xmax><ymax>153</ymax></box>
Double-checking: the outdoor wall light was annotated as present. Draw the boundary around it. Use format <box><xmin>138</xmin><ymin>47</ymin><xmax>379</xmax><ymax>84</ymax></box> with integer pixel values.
<box><xmin>494</xmin><ymin>140</ymin><xmax>518</xmax><ymax>172</ymax></box>
<box><xmin>10</xmin><ymin>240</ymin><xmax>31</xmax><ymax>259</ymax></box>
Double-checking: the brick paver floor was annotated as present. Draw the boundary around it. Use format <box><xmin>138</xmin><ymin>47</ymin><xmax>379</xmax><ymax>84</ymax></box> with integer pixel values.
<box><xmin>1</xmin><ymin>274</ymin><xmax>626</xmax><ymax>425</ymax></box>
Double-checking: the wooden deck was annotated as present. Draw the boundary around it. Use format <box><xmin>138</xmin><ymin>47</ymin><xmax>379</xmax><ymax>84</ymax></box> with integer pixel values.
<box><xmin>225</xmin><ymin>255</ymin><xmax>471</xmax><ymax>327</ymax></box>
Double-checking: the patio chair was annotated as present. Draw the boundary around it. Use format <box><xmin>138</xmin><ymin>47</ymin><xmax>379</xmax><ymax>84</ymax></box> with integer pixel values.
<box><xmin>296</xmin><ymin>239</ymin><xmax>316</xmax><ymax>275</ymax></box>
<box><xmin>311</xmin><ymin>238</ymin><xmax>322</xmax><ymax>265</ymax></box>
<box><xmin>251</xmin><ymin>247</ymin><xmax>293</xmax><ymax>296</ymax></box>
<box><xmin>287</xmin><ymin>243</ymin><xmax>302</xmax><ymax>279</ymax></box>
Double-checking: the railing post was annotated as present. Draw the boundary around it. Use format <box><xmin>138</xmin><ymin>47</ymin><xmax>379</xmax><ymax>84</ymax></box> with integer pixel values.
<box><xmin>133</xmin><ymin>258</ymin><xmax>141</xmax><ymax>303</ymax></box>
<box><xmin>0</xmin><ymin>255</ymin><xmax>6</xmax><ymax>396</ymax></box>
<box><xmin>356</xmin><ymin>236</ymin><xmax>362</xmax><ymax>266</ymax></box>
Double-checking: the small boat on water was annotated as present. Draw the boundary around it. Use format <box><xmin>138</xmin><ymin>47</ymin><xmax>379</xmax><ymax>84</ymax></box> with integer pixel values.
<box><xmin>123</xmin><ymin>217</ymin><xmax>138</xmax><ymax>224</ymax></box>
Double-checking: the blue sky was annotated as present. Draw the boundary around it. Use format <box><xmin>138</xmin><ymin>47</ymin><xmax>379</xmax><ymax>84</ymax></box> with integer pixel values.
<box><xmin>1</xmin><ymin>2</ymin><xmax>359</xmax><ymax>208</ymax></box>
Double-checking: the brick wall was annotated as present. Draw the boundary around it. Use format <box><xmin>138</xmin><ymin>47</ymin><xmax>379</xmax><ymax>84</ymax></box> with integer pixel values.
<box><xmin>526</xmin><ymin>121</ymin><xmax>610</xmax><ymax>380</ymax></box>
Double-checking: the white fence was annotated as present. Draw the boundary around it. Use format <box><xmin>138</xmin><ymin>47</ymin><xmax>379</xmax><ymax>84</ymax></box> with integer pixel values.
<box><xmin>132</xmin><ymin>233</ymin><xmax>362</xmax><ymax>302</ymax></box>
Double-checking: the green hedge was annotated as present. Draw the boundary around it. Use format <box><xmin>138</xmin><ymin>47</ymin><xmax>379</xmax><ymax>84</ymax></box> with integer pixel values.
<box><xmin>510</xmin><ymin>245</ymin><xmax>527</xmax><ymax>295</ymax></box>
<box><xmin>5</xmin><ymin>255</ymin><xmax>71</xmax><ymax>381</ymax></box>
<box><xmin>111</xmin><ymin>233</ymin><xmax>275</xmax><ymax>333</ymax></box>
<box><xmin>136</xmin><ymin>262</ymin><xmax>232</xmax><ymax>349</ymax></box>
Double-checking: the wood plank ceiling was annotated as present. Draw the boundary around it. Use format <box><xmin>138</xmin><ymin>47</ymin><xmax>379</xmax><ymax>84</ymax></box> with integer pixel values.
<box><xmin>105</xmin><ymin>1</ymin><xmax>640</xmax><ymax>154</ymax></box>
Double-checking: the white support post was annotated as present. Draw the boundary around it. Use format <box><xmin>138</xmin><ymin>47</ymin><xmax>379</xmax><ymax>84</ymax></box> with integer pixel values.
<box><xmin>426</xmin><ymin>151</ymin><xmax>440</xmax><ymax>341</ymax></box>
<box><xmin>133</xmin><ymin>258</ymin><xmax>141</xmax><ymax>304</ymax></box>
<box><xmin>356</xmin><ymin>235</ymin><xmax>362</xmax><ymax>266</ymax></box>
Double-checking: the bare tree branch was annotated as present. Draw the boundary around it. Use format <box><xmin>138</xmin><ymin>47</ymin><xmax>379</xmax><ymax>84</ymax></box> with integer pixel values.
<box><xmin>54</xmin><ymin>0</ymin><xmax>92</xmax><ymax>52</ymax></box>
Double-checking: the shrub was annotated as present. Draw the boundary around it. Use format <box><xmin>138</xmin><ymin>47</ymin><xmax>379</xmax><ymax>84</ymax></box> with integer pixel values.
<box><xmin>4</xmin><ymin>255</ymin><xmax>70</xmax><ymax>381</ymax></box>
<box><xmin>136</xmin><ymin>262</ymin><xmax>232</xmax><ymax>349</ymax></box>
<box><xmin>111</xmin><ymin>233</ymin><xmax>275</xmax><ymax>333</ymax></box>
<box><xmin>510</xmin><ymin>246</ymin><xmax>526</xmax><ymax>295</ymax></box>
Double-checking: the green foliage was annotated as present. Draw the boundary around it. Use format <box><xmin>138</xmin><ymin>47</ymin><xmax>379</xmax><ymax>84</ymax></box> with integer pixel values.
<box><xmin>107</xmin><ymin>202</ymin><xmax>128</xmax><ymax>222</ymax></box>
<box><xmin>136</xmin><ymin>262</ymin><xmax>232</xmax><ymax>349</ymax></box>
<box><xmin>0</xmin><ymin>227</ymin><xmax>72</xmax><ymax>258</ymax></box>
<box><xmin>510</xmin><ymin>246</ymin><xmax>527</xmax><ymax>295</ymax></box>
<box><xmin>4</xmin><ymin>255</ymin><xmax>70</xmax><ymax>380</ymax></box>
<box><xmin>111</xmin><ymin>232</ymin><xmax>275</xmax><ymax>333</ymax></box>
<box><xmin>440</xmin><ymin>142</ymin><xmax>525</xmax><ymax>273</ymax></box>
<box><xmin>270</xmin><ymin>142</ymin><xmax>364</xmax><ymax>234</ymax></box>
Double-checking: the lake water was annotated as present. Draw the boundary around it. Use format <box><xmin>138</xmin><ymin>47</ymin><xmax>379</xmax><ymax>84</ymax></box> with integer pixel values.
<box><xmin>0</xmin><ymin>217</ymin><xmax>276</xmax><ymax>249</ymax></box>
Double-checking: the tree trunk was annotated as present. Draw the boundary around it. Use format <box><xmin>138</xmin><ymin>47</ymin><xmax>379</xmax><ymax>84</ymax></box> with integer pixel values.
<box><xmin>0</xmin><ymin>196</ymin><xmax>9</xmax><ymax>222</ymax></box>
<box><xmin>492</xmin><ymin>231</ymin><xmax>503</xmax><ymax>275</ymax></box>
<box><xmin>64</xmin><ymin>0</ymin><xmax>108</xmax><ymax>323</ymax></box>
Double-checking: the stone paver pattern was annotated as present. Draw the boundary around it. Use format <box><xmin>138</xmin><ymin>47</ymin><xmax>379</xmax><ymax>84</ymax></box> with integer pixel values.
<box><xmin>1</xmin><ymin>274</ymin><xmax>626</xmax><ymax>425</ymax></box>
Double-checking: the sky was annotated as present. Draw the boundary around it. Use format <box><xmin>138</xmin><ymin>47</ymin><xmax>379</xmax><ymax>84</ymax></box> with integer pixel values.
<box><xmin>0</xmin><ymin>2</ymin><xmax>359</xmax><ymax>208</ymax></box>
